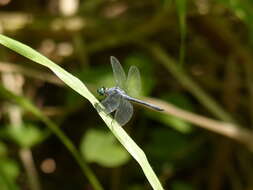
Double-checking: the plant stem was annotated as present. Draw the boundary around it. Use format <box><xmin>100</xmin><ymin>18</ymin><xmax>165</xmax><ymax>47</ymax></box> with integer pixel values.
<box><xmin>2</xmin><ymin>73</ymin><xmax>41</xmax><ymax>190</ymax></box>
<box><xmin>0</xmin><ymin>84</ymin><xmax>104</xmax><ymax>190</ymax></box>
<box><xmin>147</xmin><ymin>43</ymin><xmax>236</xmax><ymax>123</ymax></box>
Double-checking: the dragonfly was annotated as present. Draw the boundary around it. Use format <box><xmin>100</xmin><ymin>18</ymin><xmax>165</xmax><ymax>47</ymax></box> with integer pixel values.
<box><xmin>97</xmin><ymin>56</ymin><xmax>163</xmax><ymax>126</ymax></box>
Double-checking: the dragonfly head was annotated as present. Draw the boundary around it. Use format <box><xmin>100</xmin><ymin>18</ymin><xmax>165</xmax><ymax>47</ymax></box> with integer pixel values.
<box><xmin>97</xmin><ymin>87</ymin><xmax>106</xmax><ymax>96</ymax></box>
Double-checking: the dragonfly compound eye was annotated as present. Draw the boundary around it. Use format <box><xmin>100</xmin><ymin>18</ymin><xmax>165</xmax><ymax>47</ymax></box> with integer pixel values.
<box><xmin>97</xmin><ymin>87</ymin><xmax>105</xmax><ymax>96</ymax></box>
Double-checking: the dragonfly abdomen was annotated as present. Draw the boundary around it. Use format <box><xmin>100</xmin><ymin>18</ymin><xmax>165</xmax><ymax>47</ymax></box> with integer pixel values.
<box><xmin>124</xmin><ymin>96</ymin><xmax>163</xmax><ymax>111</ymax></box>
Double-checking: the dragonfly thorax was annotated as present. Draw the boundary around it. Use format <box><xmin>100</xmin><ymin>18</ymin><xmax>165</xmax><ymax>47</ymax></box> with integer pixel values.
<box><xmin>105</xmin><ymin>87</ymin><xmax>126</xmax><ymax>96</ymax></box>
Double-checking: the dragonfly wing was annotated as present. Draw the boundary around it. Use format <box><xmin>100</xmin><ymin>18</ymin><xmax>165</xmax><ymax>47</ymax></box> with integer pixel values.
<box><xmin>101</xmin><ymin>93</ymin><xmax>121</xmax><ymax>114</ymax></box>
<box><xmin>126</xmin><ymin>66</ymin><xmax>141</xmax><ymax>97</ymax></box>
<box><xmin>115</xmin><ymin>98</ymin><xmax>133</xmax><ymax>126</ymax></box>
<box><xmin>110</xmin><ymin>56</ymin><xmax>127</xmax><ymax>89</ymax></box>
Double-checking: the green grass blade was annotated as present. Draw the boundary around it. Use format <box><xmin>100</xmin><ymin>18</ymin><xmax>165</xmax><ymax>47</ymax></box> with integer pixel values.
<box><xmin>0</xmin><ymin>34</ymin><xmax>164</xmax><ymax>190</ymax></box>
<box><xmin>175</xmin><ymin>0</ymin><xmax>187</xmax><ymax>67</ymax></box>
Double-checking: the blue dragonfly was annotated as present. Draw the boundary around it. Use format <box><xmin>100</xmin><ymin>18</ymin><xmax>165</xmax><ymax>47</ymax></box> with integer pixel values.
<box><xmin>97</xmin><ymin>56</ymin><xmax>163</xmax><ymax>126</ymax></box>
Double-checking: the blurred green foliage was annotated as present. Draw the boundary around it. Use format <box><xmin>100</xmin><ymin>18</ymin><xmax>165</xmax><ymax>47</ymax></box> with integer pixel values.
<box><xmin>0</xmin><ymin>141</ymin><xmax>19</xmax><ymax>190</ymax></box>
<box><xmin>80</xmin><ymin>129</ymin><xmax>130</xmax><ymax>167</ymax></box>
<box><xmin>0</xmin><ymin>124</ymin><xmax>44</xmax><ymax>148</ymax></box>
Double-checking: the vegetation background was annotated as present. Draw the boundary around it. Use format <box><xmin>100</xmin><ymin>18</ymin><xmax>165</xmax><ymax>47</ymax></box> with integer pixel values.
<box><xmin>1</xmin><ymin>0</ymin><xmax>253</xmax><ymax>190</ymax></box>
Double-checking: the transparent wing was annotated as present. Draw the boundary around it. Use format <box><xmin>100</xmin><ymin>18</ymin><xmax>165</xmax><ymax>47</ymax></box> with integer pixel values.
<box><xmin>101</xmin><ymin>93</ymin><xmax>121</xmax><ymax>114</ymax></box>
<box><xmin>115</xmin><ymin>98</ymin><xmax>133</xmax><ymax>126</ymax></box>
<box><xmin>110</xmin><ymin>56</ymin><xmax>127</xmax><ymax>89</ymax></box>
<box><xmin>126</xmin><ymin>66</ymin><xmax>141</xmax><ymax>97</ymax></box>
